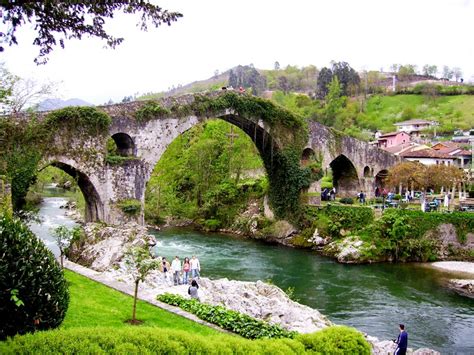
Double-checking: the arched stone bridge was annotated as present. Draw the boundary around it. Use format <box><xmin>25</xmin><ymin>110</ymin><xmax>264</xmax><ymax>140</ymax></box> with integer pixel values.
<box><xmin>44</xmin><ymin>91</ymin><xmax>400</xmax><ymax>224</ymax></box>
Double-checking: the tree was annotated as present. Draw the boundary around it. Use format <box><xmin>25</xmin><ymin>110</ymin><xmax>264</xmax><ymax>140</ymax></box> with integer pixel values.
<box><xmin>316</xmin><ymin>67</ymin><xmax>333</xmax><ymax>98</ymax></box>
<box><xmin>452</xmin><ymin>67</ymin><xmax>463</xmax><ymax>82</ymax></box>
<box><xmin>278</xmin><ymin>76</ymin><xmax>290</xmax><ymax>94</ymax></box>
<box><xmin>331</xmin><ymin>61</ymin><xmax>360</xmax><ymax>96</ymax></box>
<box><xmin>124</xmin><ymin>246</ymin><xmax>159</xmax><ymax>324</ymax></box>
<box><xmin>0</xmin><ymin>63</ymin><xmax>57</xmax><ymax>114</ymax></box>
<box><xmin>52</xmin><ymin>226</ymin><xmax>81</xmax><ymax>268</ymax></box>
<box><xmin>317</xmin><ymin>62</ymin><xmax>359</xmax><ymax>99</ymax></box>
<box><xmin>227</xmin><ymin>65</ymin><xmax>266</xmax><ymax>95</ymax></box>
<box><xmin>386</xmin><ymin>162</ymin><xmax>425</xmax><ymax>192</ymax></box>
<box><xmin>1</xmin><ymin>2</ymin><xmax>182</xmax><ymax>64</ymax></box>
<box><xmin>422</xmin><ymin>64</ymin><xmax>437</xmax><ymax>78</ymax></box>
<box><xmin>321</xmin><ymin>76</ymin><xmax>345</xmax><ymax>126</ymax></box>
<box><xmin>274</xmin><ymin>61</ymin><xmax>280</xmax><ymax>70</ymax></box>
<box><xmin>442</xmin><ymin>66</ymin><xmax>453</xmax><ymax>80</ymax></box>
<box><xmin>397</xmin><ymin>65</ymin><xmax>417</xmax><ymax>80</ymax></box>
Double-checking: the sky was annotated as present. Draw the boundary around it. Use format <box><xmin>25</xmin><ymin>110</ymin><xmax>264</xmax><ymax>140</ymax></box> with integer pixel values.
<box><xmin>2</xmin><ymin>0</ymin><xmax>474</xmax><ymax>105</ymax></box>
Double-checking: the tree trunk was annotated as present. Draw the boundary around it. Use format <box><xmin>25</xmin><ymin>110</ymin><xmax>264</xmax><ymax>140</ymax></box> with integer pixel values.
<box><xmin>132</xmin><ymin>280</ymin><xmax>139</xmax><ymax>322</ymax></box>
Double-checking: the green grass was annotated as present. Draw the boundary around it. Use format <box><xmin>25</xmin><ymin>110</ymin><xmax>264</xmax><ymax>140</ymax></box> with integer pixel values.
<box><xmin>360</xmin><ymin>94</ymin><xmax>474</xmax><ymax>133</ymax></box>
<box><xmin>62</xmin><ymin>270</ymin><xmax>218</xmax><ymax>335</ymax></box>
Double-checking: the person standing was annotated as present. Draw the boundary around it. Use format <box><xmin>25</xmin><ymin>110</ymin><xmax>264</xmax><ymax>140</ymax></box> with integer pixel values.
<box><xmin>171</xmin><ymin>256</ymin><xmax>181</xmax><ymax>286</ymax></box>
<box><xmin>188</xmin><ymin>279</ymin><xmax>200</xmax><ymax>301</ymax></box>
<box><xmin>393</xmin><ymin>324</ymin><xmax>408</xmax><ymax>355</ymax></box>
<box><xmin>161</xmin><ymin>257</ymin><xmax>170</xmax><ymax>283</ymax></box>
<box><xmin>190</xmin><ymin>255</ymin><xmax>201</xmax><ymax>279</ymax></box>
<box><xmin>444</xmin><ymin>193</ymin><xmax>449</xmax><ymax>211</ymax></box>
<box><xmin>182</xmin><ymin>257</ymin><xmax>191</xmax><ymax>285</ymax></box>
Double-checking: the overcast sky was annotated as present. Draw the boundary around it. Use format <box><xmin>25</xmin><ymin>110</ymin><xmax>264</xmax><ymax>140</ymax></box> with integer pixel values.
<box><xmin>2</xmin><ymin>0</ymin><xmax>473</xmax><ymax>104</ymax></box>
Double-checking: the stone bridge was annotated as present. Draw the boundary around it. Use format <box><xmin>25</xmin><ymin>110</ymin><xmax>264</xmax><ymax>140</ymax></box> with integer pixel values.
<box><xmin>43</xmin><ymin>91</ymin><xmax>400</xmax><ymax>224</ymax></box>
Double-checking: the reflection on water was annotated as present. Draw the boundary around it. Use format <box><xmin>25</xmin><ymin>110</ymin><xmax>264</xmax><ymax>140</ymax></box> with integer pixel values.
<box><xmin>152</xmin><ymin>228</ymin><xmax>474</xmax><ymax>353</ymax></box>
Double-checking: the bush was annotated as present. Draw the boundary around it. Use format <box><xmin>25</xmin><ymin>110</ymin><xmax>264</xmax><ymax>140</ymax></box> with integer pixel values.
<box><xmin>297</xmin><ymin>325</ymin><xmax>371</xmax><ymax>354</ymax></box>
<box><xmin>0</xmin><ymin>213</ymin><xmax>69</xmax><ymax>340</ymax></box>
<box><xmin>339</xmin><ymin>197</ymin><xmax>354</xmax><ymax>204</ymax></box>
<box><xmin>117</xmin><ymin>199</ymin><xmax>141</xmax><ymax>215</ymax></box>
<box><xmin>0</xmin><ymin>327</ymin><xmax>305</xmax><ymax>354</ymax></box>
<box><xmin>203</xmin><ymin>218</ymin><xmax>221</xmax><ymax>231</ymax></box>
<box><xmin>157</xmin><ymin>293</ymin><xmax>295</xmax><ymax>339</ymax></box>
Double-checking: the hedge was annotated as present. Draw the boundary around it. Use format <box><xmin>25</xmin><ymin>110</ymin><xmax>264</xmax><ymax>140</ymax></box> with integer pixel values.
<box><xmin>157</xmin><ymin>293</ymin><xmax>295</xmax><ymax>339</ymax></box>
<box><xmin>0</xmin><ymin>326</ymin><xmax>372</xmax><ymax>354</ymax></box>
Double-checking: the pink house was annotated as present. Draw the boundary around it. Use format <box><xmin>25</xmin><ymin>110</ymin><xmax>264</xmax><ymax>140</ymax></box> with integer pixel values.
<box><xmin>377</xmin><ymin>131</ymin><xmax>410</xmax><ymax>148</ymax></box>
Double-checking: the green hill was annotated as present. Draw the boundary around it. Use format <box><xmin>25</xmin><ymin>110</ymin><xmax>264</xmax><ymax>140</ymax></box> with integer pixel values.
<box><xmin>358</xmin><ymin>94</ymin><xmax>474</xmax><ymax>134</ymax></box>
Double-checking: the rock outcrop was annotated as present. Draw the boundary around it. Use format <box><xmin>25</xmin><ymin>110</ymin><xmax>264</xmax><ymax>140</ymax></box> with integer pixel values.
<box><xmin>67</xmin><ymin>222</ymin><xmax>156</xmax><ymax>271</ymax></box>
<box><xmin>197</xmin><ymin>278</ymin><xmax>332</xmax><ymax>333</ymax></box>
<box><xmin>446</xmin><ymin>279</ymin><xmax>474</xmax><ymax>298</ymax></box>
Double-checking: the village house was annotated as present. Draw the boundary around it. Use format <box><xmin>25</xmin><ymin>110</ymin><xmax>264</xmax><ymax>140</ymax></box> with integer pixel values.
<box><xmin>400</xmin><ymin>148</ymin><xmax>457</xmax><ymax>166</ymax></box>
<box><xmin>376</xmin><ymin>131</ymin><xmax>410</xmax><ymax>148</ymax></box>
<box><xmin>394</xmin><ymin>119</ymin><xmax>439</xmax><ymax>139</ymax></box>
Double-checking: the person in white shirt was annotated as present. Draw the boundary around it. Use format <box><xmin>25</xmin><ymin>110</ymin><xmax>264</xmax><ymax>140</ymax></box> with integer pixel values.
<box><xmin>190</xmin><ymin>255</ymin><xmax>200</xmax><ymax>279</ymax></box>
<box><xmin>171</xmin><ymin>256</ymin><xmax>181</xmax><ymax>286</ymax></box>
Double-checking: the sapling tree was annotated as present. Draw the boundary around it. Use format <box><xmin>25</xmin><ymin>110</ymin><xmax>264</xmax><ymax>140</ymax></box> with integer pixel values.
<box><xmin>124</xmin><ymin>246</ymin><xmax>159</xmax><ymax>324</ymax></box>
<box><xmin>52</xmin><ymin>225</ymin><xmax>80</xmax><ymax>268</ymax></box>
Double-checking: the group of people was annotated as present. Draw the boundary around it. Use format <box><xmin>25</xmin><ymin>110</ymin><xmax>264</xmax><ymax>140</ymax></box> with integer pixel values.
<box><xmin>158</xmin><ymin>255</ymin><xmax>201</xmax><ymax>286</ymax></box>
<box><xmin>321</xmin><ymin>187</ymin><xmax>337</xmax><ymax>201</ymax></box>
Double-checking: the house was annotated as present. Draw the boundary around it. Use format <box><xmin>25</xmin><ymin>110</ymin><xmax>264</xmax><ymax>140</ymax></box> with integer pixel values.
<box><xmin>400</xmin><ymin>148</ymin><xmax>457</xmax><ymax>166</ymax></box>
<box><xmin>382</xmin><ymin>142</ymin><xmax>428</xmax><ymax>156</ymax></box>
<box><xmin>431</xmin><ymin>141</ymin><xmax>472</xmax><ymax>169</ymax></box>
<box><xmin>394</xmin><ymin>119</ymin><xmax>439</xmax><ymax>139</ymax></box>
<box><xmin>377</xmin><ymin>131</ymin><xmax>410</xmax><ymax>148</ymax></box>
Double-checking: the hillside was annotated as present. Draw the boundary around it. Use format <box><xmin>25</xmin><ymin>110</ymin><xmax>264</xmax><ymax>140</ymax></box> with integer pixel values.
<box><xmin>358</xmin><ymin>94</ymin><xmax>474</xmax><ymax>134</ymax></box>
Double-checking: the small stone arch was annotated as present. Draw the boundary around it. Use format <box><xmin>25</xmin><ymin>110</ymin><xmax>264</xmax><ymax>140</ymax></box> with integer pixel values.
<box><xmin>329</xmin><ymin>154</ymin><xmax>360</xmax><ymax>197</ymax></box>
<box><xmin>301</xmin><ymin>148</ymin><xmax>315</xmax><ymax>165</ymax></box>
<box><xmin>48</xmin><ymin>161</ymin><xmax>104</xmax><ymax>222</ymax></box>
<box><xmin>111</xmin><ymin>132</ymin><xmax>136</xmax><ymax>156</ymax></box>
<box><xmin>363</xmin><ymin>166</ymin><xmax>372</xmax><ymax>178</ymax></box>
<box><xmin>375</xmin><ymin>169</ymin><xmax>389</xmax><ymax>189</ymax></box>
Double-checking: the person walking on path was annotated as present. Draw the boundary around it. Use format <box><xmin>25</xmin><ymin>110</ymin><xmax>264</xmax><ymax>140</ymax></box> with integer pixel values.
<box><xmin>190</xmin><ymin>255</ymin><xmax>201</xmax><ymax>279</ymax></box>
<box><xmin>171</xmin><ymin>256</ymin><xmax>181</xmax><ymax>286</ymax></box>
<box><xmin>393</xmin><ymin>324</ymin><xmax>408</xmax><ymax>355</ymax></box>
<box><xmin>188</xmin><ymin>279</ymin><xmax>200</xmax><ymax>301</ymax></box>
<box><xmin>182</xmin><ymin>257</ymin><xmax>191</xmax><ymax>285</ymax></box>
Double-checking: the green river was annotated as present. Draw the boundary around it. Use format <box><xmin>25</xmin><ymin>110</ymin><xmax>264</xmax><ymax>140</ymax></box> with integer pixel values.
<box><xmin>32</xmin><ymin>197</ymin><xmax>474</xmax><ymax>353</ymax></box>
<box><xmin>152</xmin><ymin>228</ymin><xmax>474</xmax><ymax>353</ymax></box>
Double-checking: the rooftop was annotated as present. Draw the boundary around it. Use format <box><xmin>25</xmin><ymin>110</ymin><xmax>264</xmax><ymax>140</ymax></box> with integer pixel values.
<box><xmin>378</xmin><ymin>131</ymin><xmax>409</xmax><ymax>138</ymax></box>
<box><xmin>400</xmin><ymin>148</ymin><xmax>454</xmax><ymax>159</ymax></box>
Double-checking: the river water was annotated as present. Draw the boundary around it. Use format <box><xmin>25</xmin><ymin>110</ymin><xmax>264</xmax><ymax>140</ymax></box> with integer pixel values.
<box><xmin>31</xmin><ymin>197</ymin><xmax>473</xmax><ymax>353</ymax></box>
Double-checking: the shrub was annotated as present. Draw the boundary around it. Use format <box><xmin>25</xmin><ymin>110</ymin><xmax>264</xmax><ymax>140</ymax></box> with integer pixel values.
<box><xmin>339</xmin><ymin>197</ymin><xmax>354</xmax><ymax>204</ymax></box>
<box><xmin>297</xmin><ymin>325</ymin><xmax>371</xmax><ymax>354</ymax></box>
<box><xmin>117</xmin><ymin>199</ymin><xmax>141</xmax><ymax>215</ymax></box>
<box><xmin>0</xmin><ymin>327</ymin><xmax>305</xmax><ymax>354</ymax></box>
<box><xmin>157</xmin><ymin>293</ymin><xmax>296</xmax><ymax>339</ymax></box>
<box><xmin>203</xmin><ymin>218</ymin><xmax>221</xmax><ymax>231</ymax></box>
<box><xmin>45</xmin><ymin>106</ymin><xmax>111</xmax><ymax>135</ymax></box>
<box><xmin>0</xmin><ymin>213</ymin><xmax>69</xmax><ymax>340</ymax></box>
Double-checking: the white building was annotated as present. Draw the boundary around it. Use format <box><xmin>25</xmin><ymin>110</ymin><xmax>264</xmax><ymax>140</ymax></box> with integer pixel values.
<box><xmin>394</xmin><ymin>119</ymin><xmax>439</xmax><ymax>139</ymax></box>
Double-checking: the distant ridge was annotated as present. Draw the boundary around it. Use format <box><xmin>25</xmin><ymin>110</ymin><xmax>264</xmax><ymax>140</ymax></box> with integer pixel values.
<box><xmin>37</xmin><ymin>98</ymin><xmax>93</xmax><ymax>111</ymax></box>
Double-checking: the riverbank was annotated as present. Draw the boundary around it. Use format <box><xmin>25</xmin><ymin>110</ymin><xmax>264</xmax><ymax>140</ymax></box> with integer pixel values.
<box><xmin>425</xmin><ymin>261</ymin><xmax>474</xmax><ymax>299</ymax></box>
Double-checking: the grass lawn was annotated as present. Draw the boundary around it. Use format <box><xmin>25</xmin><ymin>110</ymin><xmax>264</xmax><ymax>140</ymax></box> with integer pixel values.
<box><xmin>62</xmin><ymin>270</ymin><xmax>218</xmax><ymax>336</ymax></box>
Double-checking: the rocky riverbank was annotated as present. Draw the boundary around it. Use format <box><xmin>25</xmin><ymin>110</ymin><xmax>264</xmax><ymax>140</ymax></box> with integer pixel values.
<box><xmin>66</xmin><ymin>222</ymin><xmax>439</xmax><ymax>354</ymax></box>
<box><xmin>426</xmin><ymin>261</ymin><xmax>474</xmax><ymax>299</ymax></box>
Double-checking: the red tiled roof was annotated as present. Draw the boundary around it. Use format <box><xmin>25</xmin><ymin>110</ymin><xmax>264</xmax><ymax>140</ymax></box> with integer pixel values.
<box><xmin>453</xmin><ymin>149</ymin><xmax>472</xmax><ymax>156</ymax></box>
<box><xmin>400</xmin><ymin>149</ymin><xmax>454</xmax><ymax>159</ymax></box>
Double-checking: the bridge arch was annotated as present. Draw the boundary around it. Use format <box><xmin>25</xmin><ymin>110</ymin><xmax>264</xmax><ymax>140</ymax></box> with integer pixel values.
<box><xmin>45</xmin><ymin>161</ymin><xmax>104</xmax><ymax>222</ymax></box>
<box><xmin>329</xmin><ymin>154</ymin><xmax>360</xmax><ymax>197</ymax></box>
<box><xmin>111</xmin><ymin>132</ymin><xmax>136</xmax><ymax>156</ymax></box>
<box><xmin>375</xmin><ymin>169</ymin><xmax>389</xmax><ymax>189</ymax></box>
<box><xmin>363</xmin><ymin>166</ymin><xmax>372</xmax><ymax>178</ymax></box>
